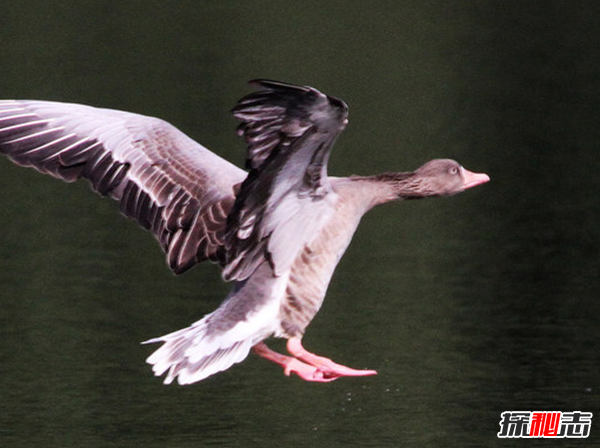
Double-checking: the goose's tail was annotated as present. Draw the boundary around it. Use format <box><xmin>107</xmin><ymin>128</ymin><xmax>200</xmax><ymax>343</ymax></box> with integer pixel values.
<box><xmin>143</xmin><ymin>313</ymin><xmax>257</xmax><ymax>385</ymax></box>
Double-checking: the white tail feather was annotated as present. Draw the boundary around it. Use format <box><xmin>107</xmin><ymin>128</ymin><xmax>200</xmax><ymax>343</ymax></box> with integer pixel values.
<box><xmin>143</xmin><ymin>315</ymin><xmax>257</xmax><ymax>385</ymax></box>
<box><xmin>143</xmin><ymin>265</ymin><xmax>286</xmax><ymax>385</ymax></box>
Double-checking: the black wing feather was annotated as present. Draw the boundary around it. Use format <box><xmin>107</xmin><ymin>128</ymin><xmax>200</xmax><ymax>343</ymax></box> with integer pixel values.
<box><xmin>224</xmin><ymin>80</ymin><xmax>348</xmax><ymax>281</ymax></box>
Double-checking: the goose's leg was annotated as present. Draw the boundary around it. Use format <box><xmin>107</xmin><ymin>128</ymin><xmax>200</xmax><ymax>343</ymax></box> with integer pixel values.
<box><xmin>286</xmin><ymin>337</ymin><xmax>377</xmax><ymax>379</ymax></box>
<box><xmin>252</xmin><ymin>342</ymin><xmax>336</xmax><ymax>382</ymax></box>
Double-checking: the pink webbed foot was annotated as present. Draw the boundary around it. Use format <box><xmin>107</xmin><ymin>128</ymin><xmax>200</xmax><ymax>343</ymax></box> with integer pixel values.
<box><xmin>282</xmin><ymin>357</ymin><xmax>339</xmax><ymax>383</ymax></box>
<box><xmin>253</xmin><ymin>342</ymin><xmax>337</xmax><ymax>382</ymax></box>
<box><xmin>286</xmin><ymin>337</ymin><xmax>377</xmax><ymax>379</ymax></box>
<box><xmin>252</xmin><ymin>339</ymin><xmax>377</xmax><ymax>382</ymax></box>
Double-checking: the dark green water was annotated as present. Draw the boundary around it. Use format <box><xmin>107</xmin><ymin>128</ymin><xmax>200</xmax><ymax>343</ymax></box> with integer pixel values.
<box><xmin>1</xmin><ymin>1</ymin><xmax>599</xmax><ymax>447</ymax></box>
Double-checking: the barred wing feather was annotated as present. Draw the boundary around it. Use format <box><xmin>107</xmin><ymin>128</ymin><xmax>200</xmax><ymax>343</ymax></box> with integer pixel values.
<box><xmin>0</xmin><ymin>100</ymin><xmax>246</xmax><ymax>274</ymax></box>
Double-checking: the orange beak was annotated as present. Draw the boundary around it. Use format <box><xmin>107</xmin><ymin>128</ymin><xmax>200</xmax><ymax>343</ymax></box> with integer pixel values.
<box><xmin>461</xmin><ymin>168</ymin><xmax>490</xmax><ymax>190</ymax></box>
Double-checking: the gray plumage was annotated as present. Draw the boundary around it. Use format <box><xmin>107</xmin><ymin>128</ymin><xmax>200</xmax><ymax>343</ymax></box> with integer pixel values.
<box><xmin>0</xmin><ymin>99</ymin><xmax>245</xmax><ymax>273</ymax></box>
<box><xmin>0</xmin><ymin>80</ymin><xmax>489</xmax><ymax>384</ymax></box>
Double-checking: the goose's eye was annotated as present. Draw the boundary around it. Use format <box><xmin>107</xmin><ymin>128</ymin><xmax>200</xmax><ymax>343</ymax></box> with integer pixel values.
<box><xmin>450</xmin><ymin>167</ymin><xmax>459</xmax><ymax>175</ymax></box>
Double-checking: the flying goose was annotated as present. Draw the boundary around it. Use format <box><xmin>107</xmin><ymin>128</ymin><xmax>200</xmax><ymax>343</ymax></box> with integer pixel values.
<box><xmin>0</xmin><ymin>80</ymin><xmax>489</xmax><ymax>384</ymax></box>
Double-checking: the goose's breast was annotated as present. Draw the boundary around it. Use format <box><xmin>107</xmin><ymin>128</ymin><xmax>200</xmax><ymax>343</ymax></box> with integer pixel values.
<box><xmin>277</xmin><ymin>195</ymin><xmax>364</xmax><ymax>338</ymax></box>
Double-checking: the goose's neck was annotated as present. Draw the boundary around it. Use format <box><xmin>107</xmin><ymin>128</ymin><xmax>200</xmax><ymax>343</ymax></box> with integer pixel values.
<box><xmin>349</xmin><ymin>172</ymin><xmax>434</xmax><ymax>207</ymax></box>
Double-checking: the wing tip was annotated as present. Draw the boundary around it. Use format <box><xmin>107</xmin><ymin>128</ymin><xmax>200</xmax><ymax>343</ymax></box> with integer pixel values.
<box><xmin>247</xmin><ymin>79</ymin><xmax>313</xmax><ymax>94</ymax></box>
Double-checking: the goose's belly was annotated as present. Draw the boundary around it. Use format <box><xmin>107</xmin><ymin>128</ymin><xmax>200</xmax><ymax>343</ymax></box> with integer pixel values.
<box><xmin>277</xmin><ymin>208</ymin><xmax>361</xmax><ymax>338</ymax></box>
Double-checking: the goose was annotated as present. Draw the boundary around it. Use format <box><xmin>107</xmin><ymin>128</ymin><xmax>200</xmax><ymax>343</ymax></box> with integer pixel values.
<box><xmin>0</xmin><ymin>80</ymin><xmax>489</xmax><ymax>384</ymax></box>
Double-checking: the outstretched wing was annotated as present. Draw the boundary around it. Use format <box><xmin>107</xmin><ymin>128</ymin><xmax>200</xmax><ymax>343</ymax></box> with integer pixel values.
<box><xmin>224</xmin><ymin>80</ymin><xmax>348</xmax><ymax>281</ymax></box>
<box><xmin>0</xmin><ymin>100</ymin><xmax>246</xmax><ymax>274</ymax></box>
